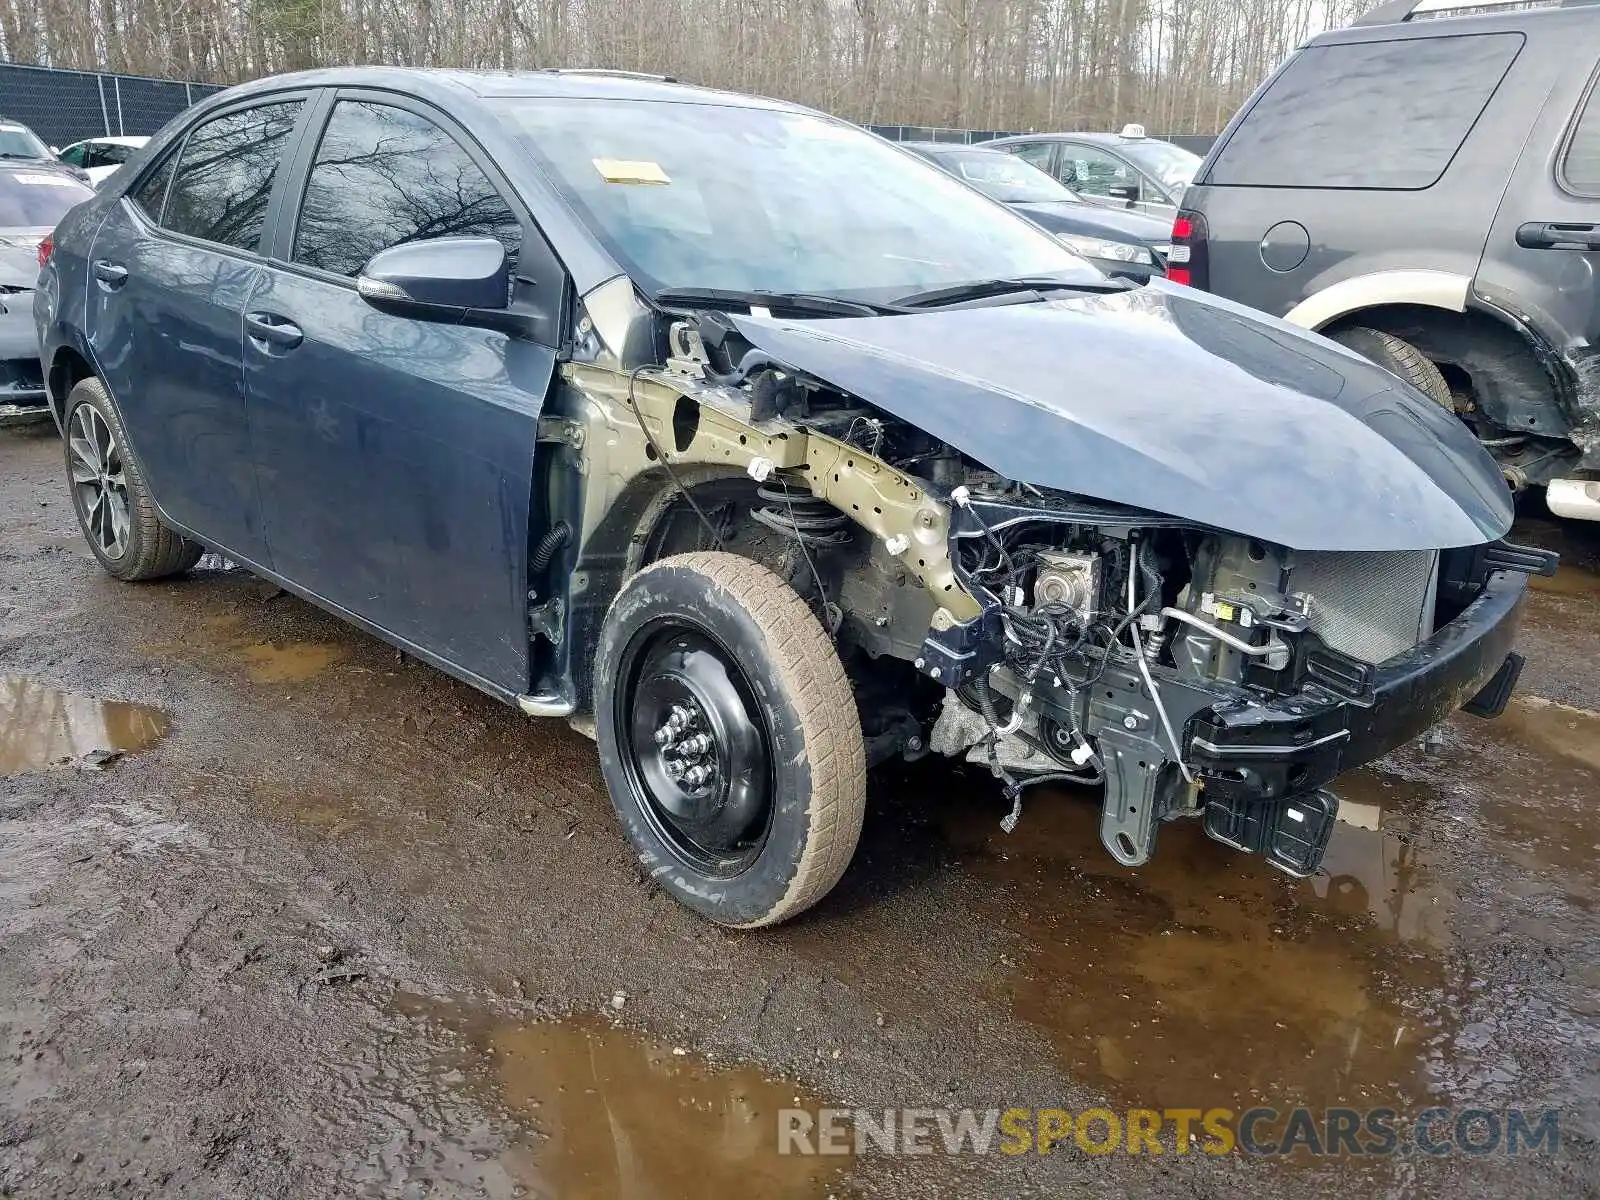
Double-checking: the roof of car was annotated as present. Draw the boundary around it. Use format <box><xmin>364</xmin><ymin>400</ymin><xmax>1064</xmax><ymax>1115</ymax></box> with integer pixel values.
<box><xmin>899</xmin><ymin>141</ymin><xmax>1007</xmax><ymax>155</ymax></box>
<box><xmin>213</xmin><ymin>66</ymin><xmax>810</xmax><ymax>113</ymax></box>
<box><xmin>986</xmin><ymin>132</ymin><xmax>1147</xmax><ymax>148</ymax></box>
<box><xmin>71</xmin><ymin>135</ymin><xmax>149</xmax><ymax>147</ymax></box>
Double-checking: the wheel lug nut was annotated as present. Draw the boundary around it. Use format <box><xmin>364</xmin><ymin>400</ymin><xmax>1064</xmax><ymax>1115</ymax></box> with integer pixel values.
<box><xmin>678</xmin><ymin>733</ymin><xmax>712</xmax><ymax>756</ymax></box>
<box><xmin>653</xmin><ymin>726</ymin><xmax>677</xmax><ymax>747</ymax></box>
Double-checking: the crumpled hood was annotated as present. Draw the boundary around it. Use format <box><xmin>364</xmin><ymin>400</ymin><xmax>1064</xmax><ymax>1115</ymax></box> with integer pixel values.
<box><xmin>730</xmin><ymin>283</ymin><xmax>1513</xmax><ymax>552</ymax></box>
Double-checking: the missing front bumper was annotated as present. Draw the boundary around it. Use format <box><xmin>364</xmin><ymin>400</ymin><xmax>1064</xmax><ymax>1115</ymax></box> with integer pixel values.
<box><xmin>1187</xmin><ymin>569</ymin><xmax>1528</xmax><ymax>807</ymax></box>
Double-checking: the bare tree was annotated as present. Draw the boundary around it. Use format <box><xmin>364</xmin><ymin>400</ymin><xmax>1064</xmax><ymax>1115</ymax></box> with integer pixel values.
<box><xmin>2</xmin><ymin>0</ymin><xmax>1375</xmax><ymax>133</ymax></box>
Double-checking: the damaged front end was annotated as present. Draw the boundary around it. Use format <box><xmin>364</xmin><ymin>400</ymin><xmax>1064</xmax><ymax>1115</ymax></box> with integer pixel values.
<box><xmin>560</xmin><ymin>280</ymin><xmax>1555</xmax><ymax>881</ymax></box>
<box><xmin>919</xmin><ymin>493</ymin><xmax>1550</xmax><ymax>876</ymax></box>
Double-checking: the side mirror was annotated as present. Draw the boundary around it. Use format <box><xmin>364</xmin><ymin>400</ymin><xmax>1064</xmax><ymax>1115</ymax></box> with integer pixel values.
<box><xmin>357</xmin><ymin>236</ymin><xmax>510</xmax><ymax>324</ymax></box>
<box><xmin>1108</xmin><ymin>183</ymin><xmax>1140</xmax><ymax>205</ymax></box>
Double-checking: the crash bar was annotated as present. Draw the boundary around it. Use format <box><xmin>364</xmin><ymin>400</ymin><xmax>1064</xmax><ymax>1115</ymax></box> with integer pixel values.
<box><xmin>1357</xmin><ymin>0</ymin><xmax>1600</xmax><ymax>26</ymax></box>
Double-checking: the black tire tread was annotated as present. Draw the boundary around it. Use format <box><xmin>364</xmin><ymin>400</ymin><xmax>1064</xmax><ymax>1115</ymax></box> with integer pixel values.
<box><xmin>65</xmin><ymin>377</ymin><xmax>204</xmax><ymax>582</ymax></box>
<box><xmin>622</xmin><ymin>550</ymin><xmax>866</xmax><ymax>928</ymax></box>
<box><xmin>1332</xmin><ymin>326</ymin><xmax>1453</xmax><ymax>409</ymax></box>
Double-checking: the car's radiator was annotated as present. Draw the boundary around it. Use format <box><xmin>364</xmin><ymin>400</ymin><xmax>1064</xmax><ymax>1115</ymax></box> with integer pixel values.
<box><xmin>1291</xmin><ymin>550</ymin><xmax>1439</xmax><ymax>665</ymax></box>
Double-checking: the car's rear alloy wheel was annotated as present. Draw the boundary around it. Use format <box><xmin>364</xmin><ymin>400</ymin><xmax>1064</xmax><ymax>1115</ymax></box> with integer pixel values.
<box><xmin>67</xmin><ymin>401</ymin><xmax>130</xmax><ymax>561</ymax></box>
<box><xmin>64</xmin><ymin>377</ymin><xmax>204</xmax><ymax>581</ymax></box>
<box><xmin>595</xmin><ymin>551</ymin><xmax>866</xmax><ymax>927</ymax></box>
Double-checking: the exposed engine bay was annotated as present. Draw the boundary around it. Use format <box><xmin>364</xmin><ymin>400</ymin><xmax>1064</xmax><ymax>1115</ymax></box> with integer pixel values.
<box><xmin>551</xmin><ymin>296</ymin><xmax>1550</xmax><ymax>882</ymax></box>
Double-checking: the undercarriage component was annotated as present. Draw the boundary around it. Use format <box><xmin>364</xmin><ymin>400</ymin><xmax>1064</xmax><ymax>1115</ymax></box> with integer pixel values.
<box><xmin>1096</xmin><ymin>726</ymin><xmax>1186</xmax><ymax>866</ymax></box>
<box><xmin>1203</xmin><ymin>788</ymin><xmax>1340</xmax><ymax>877</ymax></box>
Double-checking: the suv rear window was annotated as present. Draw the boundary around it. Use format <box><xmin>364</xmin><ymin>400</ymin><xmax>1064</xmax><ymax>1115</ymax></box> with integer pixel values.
<box><xmin>1207</xmin><ymin>33</ymin><xmax>1523</xmax><ymax>190</ymax></box>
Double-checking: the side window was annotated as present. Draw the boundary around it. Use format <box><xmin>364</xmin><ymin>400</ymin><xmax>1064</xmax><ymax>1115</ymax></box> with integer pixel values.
<box><xmin>292</xmin><ymin>100</ymin><xmax>522</xmax><ymax>280</ymax></box>
<box><xmin>161</xmin><ymin>101</ymin><xmax>303</xmax><ymax>252</ymax></box>
<box><xmin>1058</xmin><ymin>145</ymin><xmax>1132</xmax><ymax>197</ymax></box>
<box><xmin>58</xmin><ymin>144</ymin><xmax>86</xmax><ymax>167</ymax></box>
<box><xmin>1562</xmin><ymin>71</ymin><xmax>1600</xmax><ymax>196</ymax></box>
<box><xmin>128</xmin><ymin>147</ymin><xmax>178</xmax><ymax>221</ymax></box>
<box><xmin>1208</xmin><ymin>33</ymin><xmax>1524</xmax><ymax>190</ymax></box>
<box><xmin>1008</xmin><ymin>142</ymin><xmax>1056</xmax><ymax>173</ymax></box>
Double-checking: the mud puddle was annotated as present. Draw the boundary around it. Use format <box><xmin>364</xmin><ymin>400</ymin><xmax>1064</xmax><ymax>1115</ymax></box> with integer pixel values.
<box><xmin>0</xmin><ymin>675</ymin><xmax>168</xmax><ymax>775</ymax></box>
<box><xmin>139</xmin><ymin>612</ymin><xmax>349</xmax><ymax>684</ymax></box>
<box><xmin>389</xmin><ymin>994</ymin><xmax>852</xmax><ymax>1199</ymax></box>
<box><xmin>934</xmin><ymin>694</ymin><xmax>1600</xmax><ymax>1114</ymax></box>
<box><xmin>939</xmin><ymin>775</ymin><xmax>1448</xmax><ymax>1111</ymax></box>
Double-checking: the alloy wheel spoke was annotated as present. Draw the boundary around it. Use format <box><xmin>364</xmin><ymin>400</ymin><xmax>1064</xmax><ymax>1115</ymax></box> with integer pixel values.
<box><xmin>68</xmin><ymin>432</ymin><xmax>101</xmax><ymax>475</ymax></box>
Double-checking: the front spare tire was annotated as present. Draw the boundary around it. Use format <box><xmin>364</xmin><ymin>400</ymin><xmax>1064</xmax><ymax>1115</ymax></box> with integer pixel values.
<box><xmin>595</xmin><ymin>551</ymin><xmax>866</xmax><ymax>927</ymax></box>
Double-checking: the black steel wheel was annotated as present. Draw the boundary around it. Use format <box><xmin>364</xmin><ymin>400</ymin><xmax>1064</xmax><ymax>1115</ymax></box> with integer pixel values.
<box><xmin>595</xmin><ymin>551</ymin><xmax>866</xmax><ymax>928</ymax></box>
<box><xmin>63</xmin><ymin>377</ymin><xmax>203</xmax><ymax>581</ymax></box>
<box><xmin>617</xmin><ymin>625</ymin><xmax>775</xmax><ymax>877</ymax></box>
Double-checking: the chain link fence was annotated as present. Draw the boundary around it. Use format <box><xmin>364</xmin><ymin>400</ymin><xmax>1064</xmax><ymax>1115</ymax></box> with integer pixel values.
<box><xmin>0</xmin><ymin>63</ymin><xmax>223</xmax><ymax>148</ymax></box>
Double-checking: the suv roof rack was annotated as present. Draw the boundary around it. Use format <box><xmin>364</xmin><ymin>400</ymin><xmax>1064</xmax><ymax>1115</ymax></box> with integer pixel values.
<box><xmin>1356</xmin><ymin>0</ymin><xmax>1600</xmax><ymax>26</ymax></box>
<box><xmin>536</xmin><ymin>67</ymin><xmax>679</xmax><ymax>83</ymax></box>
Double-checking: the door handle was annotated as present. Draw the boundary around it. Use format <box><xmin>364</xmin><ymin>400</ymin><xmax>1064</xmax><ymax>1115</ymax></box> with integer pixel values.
<box><xmin>92</xmin><ymin>260</ymin><xmax>128</xmax><ymax>288</ymax></box>
<box><xmin>244</xmin><ymin>311</ymin><xmax>304</xmax><ymax>351</ymax></box>
<box><xmin>1516</xmin><ymin>221</ymin><xmax>1600</xmax><ymax>250</ymax></box>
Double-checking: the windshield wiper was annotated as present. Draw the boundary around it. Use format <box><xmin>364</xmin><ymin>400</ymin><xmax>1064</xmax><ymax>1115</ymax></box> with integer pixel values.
<box><xmin>892</xmin><ymin>275</ymin><xmax>1132</xmax><ymax>310</ymax></box>
<box><xmin>653</xmin><ymin>287</ymin><xmax>900</xmax><ymax>318</ymax></box>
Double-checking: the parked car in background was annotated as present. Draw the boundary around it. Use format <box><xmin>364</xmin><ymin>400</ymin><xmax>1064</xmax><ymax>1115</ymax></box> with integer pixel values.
<box><xmin>0</xmin><ymin>117</ymin><xmax>59</xmax><ymax>165</ymax></box>
<box><xmin>902</xmin><ymin>142</ymin><xmax>1171</xmax><ymax>282</ymax></box>
<box><xmin>0</xmin><ymin>161</ymin><xmax>92</xmax><ymax>426</ymax></box>
<box><xmin>1176</xmin><ymin>0</ymin><xmax>1600</xmax><ymax>521</ymax></box>
<box><xmin>57</xmin><ymin>136</ymin><xmax>149</xmax><ymax>187</ymax></box>
<box><xmin>35</xmin><ymin>68</ymin><xmax>1547</xmax><ymax>929</ymax></box>
<box><xmin>984</xmin><ymin>126</ymin><xmax>1201</xmax><ymax>220</ymax></box>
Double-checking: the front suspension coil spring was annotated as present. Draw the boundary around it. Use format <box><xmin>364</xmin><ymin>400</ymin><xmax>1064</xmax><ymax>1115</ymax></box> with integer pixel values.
<box><xmin>750</xmin><ymin>479</ymin><xmax>854</xmax><ymax>548</ymax></box>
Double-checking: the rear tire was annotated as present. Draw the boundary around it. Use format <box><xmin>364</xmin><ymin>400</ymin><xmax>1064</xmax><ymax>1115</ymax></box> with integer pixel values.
<box><xmin>63</xmin><ymin>377</ymin><xmax>203</xmax><ymax>581</ymax></box>
<box><xmin>595</xmin><ymin>551</ymin><xmax>866</xmax><ymax>928</ymax></box>
<box><xmin>1330</xmin><ymin>326</ymin><xmax>1453</xmax><ymax>409</ymax></box>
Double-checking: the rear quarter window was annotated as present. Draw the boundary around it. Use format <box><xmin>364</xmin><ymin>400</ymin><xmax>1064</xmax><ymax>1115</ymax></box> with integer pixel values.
<box><xmin>1207</xmin><ymin>32</ymin><xmax>1524</xmax><ymax>190</ymax></box>
<box><xmin>1561</xmin><ymin>70</ymin><xmax>1600</xmax><ymax>196</ymax></box>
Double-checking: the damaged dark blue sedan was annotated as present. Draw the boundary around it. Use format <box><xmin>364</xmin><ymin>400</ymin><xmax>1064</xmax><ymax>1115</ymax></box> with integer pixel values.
<box><xmin>34</xmin><ymin>69</ymin><xmax>1553</xmax><ymax>927</ymax></box>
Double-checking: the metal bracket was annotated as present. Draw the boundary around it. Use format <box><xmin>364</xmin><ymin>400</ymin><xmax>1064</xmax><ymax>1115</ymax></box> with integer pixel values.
<box><xmin>1097</xmin><ymin>726</ymin><xmax>1175</xmax><ymax>866</ymax></box>
<box><xmin>536</xmin><ymin>414</ymin><xmax>585</xmax><ymax>450</ymax></box>
<box><xmin>528</xmin><ymin>595</ymin><xmax>565</xmax><ymax>644</ymax></box>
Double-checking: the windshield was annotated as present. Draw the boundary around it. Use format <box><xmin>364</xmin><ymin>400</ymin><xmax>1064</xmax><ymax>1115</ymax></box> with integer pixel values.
<box><xmin>0</xmin><ymin>171</ymin><xmax>93</xmax><ymax>226</ymax></box>
<box><xmin>933</xmin><ymin>150</ymin><xmax>1081</xmax><ymax>205</ymax></box>
<box><xmin>0</xmin><ymin>124</ymin><xmax>50</xmax><ymax>161</ymax></box>
<box><xmin>492</xmin><ymin>99</ymin><xmax>1095</xmax><ymax>300</ymax></box>
<box><xmin>1119</xmin><ymin>139</ymin><xmax>1202</xmax><ymax>191</ymax></box>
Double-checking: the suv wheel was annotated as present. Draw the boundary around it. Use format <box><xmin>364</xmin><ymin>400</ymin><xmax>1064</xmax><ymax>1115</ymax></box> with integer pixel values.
<box><xmin>595</xmin><ymin>551</ymin><xmax>866</xmax><ymax>927</ymax></box>
<box><xmin>1330</xmin><ymin>326</ymin><xmax>1452</xmax><ymax>409</ymax></box>
<box><xmin>64</xmin><ymin>377</ymin><xmax>204</xmax><ymax>581</ymax></box>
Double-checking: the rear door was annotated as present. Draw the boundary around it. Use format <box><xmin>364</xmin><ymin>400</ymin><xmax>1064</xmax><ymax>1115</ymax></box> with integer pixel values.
<box><xmin>243</xmin><ymin>92</ymin><xmax>562</xmax><ymax>694</ymax></box>
<box><xmin>1190</xmin><ymin>29</ymin><xmax>1536</xmax><ymax>320</ymax></box>
<box><xmin>1000</xmin><ymin>140</ymin><xmax>1061</xmax><ymax>179</ymax></box>
<box><xmin>85</xmin><ymin>97</ymin><xmax>310</xmax><ymax>565</ymax></box>
<box><xmin>1476</xmin><ymin>39</ymin><xmax>1600</xmax><ymax>397</ymax></box>
<box><xmin>1054</xmin><ymin>141</ymin><xmax>1168</xmax><ymax>218</ymax></box>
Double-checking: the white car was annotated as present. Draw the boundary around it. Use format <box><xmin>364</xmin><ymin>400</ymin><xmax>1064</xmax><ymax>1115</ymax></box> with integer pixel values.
<box><xmin>55</xmin><ymin>136</ymin><xmax>149</xmax><ymax>187</ymax></box>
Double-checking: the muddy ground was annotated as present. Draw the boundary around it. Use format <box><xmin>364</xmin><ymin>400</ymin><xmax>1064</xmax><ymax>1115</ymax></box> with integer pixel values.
<box><xmin>2</xmin><ymin>420</ymin><xmax>1598</xmax><ymax>1199</ymax></box>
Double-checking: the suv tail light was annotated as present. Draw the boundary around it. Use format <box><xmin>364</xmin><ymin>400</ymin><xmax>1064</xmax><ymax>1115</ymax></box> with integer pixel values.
<box><xmin>1167</xmin><ymin>209</ymin><xmax>1209</xmax><ymax>289</ymax></box>
<box><xmin>37</xmin><ymin>233</ymin><xmax>53</xmax><ymax>270</ymax></box>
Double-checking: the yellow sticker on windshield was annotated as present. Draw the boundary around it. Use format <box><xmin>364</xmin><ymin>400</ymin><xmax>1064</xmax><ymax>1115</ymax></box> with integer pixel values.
<box><xmin>592</xmin><ymin>158</ymin><xmax>670</xmax><ymax>185</ymax></box>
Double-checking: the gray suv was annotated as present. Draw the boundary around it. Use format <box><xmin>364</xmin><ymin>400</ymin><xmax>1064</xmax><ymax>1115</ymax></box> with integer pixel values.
<box><xmin>1175</xmin><ymin>0</ymin><xmax>1600</xmax><ymax>521</ymax></box>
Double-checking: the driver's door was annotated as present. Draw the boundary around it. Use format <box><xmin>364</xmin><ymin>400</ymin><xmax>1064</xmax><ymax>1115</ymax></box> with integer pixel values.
<box><xmin>244</xmin><ymin>91</ymin><xmax>562</xmax><ymax>694</ymax></box>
